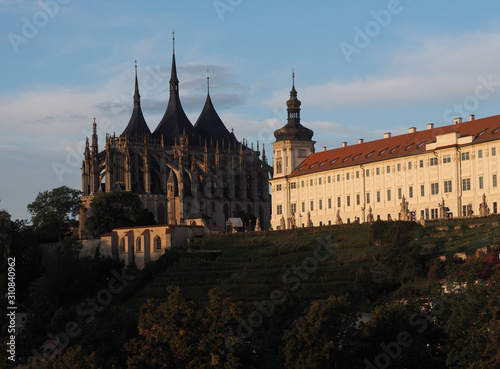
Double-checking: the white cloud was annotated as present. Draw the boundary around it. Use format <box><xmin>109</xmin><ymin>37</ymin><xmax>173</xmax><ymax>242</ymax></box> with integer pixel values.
<box><xmin>267</xmin><ymin>31</ymin><xmax>500</xmax><ymax>111</ymax></box>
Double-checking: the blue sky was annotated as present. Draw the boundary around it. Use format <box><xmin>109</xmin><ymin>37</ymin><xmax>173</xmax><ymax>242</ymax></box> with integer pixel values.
<box><xmin>2</xmin><ymin>0</ymin><xmax>500</xmax><ymax>220</ymax></box>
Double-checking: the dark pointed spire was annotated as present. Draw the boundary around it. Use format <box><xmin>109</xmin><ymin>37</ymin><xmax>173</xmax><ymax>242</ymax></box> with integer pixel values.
<box><xmin>121</xmin><ymin>62</ymin><xmax>151</xmax><ymax>136</ymax></box>
<box><xmin>133</xmin><ymin>60</ymin><xmax>140</xmax><ymax>107</ymax></box>
<box><xmin>153</xmin><ymin>36</ymin><xmax>200</xmax><ymax>145</ymax></box>
<box><xmin>170</xmin><ymin>31</ymin><xmax>179</xmax><ymax>94</ymax></box>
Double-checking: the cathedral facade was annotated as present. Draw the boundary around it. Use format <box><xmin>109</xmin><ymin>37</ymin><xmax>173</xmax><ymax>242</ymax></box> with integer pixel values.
<box><xmin>80</xmin><ymin>46</ymin><xmax>271</xmax><ymax>236</ymax></box>
<box><xmin>270</xmin><ymin>80</ymin><xmax>500</xmax><ymax>229</ymax></box>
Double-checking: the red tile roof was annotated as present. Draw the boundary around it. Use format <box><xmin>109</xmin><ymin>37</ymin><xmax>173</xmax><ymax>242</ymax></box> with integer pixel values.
<box><xmin>288</xmin><ymin>115</ymin><xmax>500</xmax><ymax>178</ymax></box>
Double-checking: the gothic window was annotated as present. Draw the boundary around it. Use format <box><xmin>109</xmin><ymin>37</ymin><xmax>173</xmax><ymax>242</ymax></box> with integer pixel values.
<box><xmin>155</xmin><ymin>236</ymin><xmax>161</xmax><ymax>250</ymax></box>
<box><xmin>120</xmin><ymin>238</ymin><xmax>125</xmax><ymax>252</ymax></box>
<box><xmin>136</xmin><ymin>237</ymin><xmax>142</xmax><ymax>252</ymax></box>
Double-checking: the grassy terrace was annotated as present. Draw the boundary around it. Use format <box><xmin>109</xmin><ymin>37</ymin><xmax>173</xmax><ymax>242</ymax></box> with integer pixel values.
<box><xmin>119</xmin><ymin>216</ymin><xmax>500</xmax><ymax>312</ymax></box>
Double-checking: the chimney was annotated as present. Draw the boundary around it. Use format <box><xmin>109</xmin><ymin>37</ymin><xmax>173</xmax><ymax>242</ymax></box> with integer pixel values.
<box><xmin>384</xmin><ymin>132</ymin><xmax>391</xmax><ymax>138</ymax></box>
<box><xmin>322</xmin><ymin>146</ymin><xmax>327</xmax><ymax>152</ymax></box>
<box><xmin>427</xmin><ymin>123</ymin><xmax>434</xmax><ymax>130</ymax></box>
<box><xmin>342</xmin><ymin>142</ymin><xmax>347</xmax><ymax>147</ymax></box>
<box><xmin>469</xmin><ymin>114</ymin><xmax>475</xmax><ymax>121</ymax></box>
<box><xmin>358</xmin><ymin>138</ymin><xmax>364</xmax><ymax>144</ymax></box>
<box><xmin>409</xmin><ymin>127</ymin><xmax>416</xmax><ymax>133</ymax></box>
<box><xmin>454</xmin><ymin>117</ymin><xmax>462</xmax><ymax>124</ymax></box>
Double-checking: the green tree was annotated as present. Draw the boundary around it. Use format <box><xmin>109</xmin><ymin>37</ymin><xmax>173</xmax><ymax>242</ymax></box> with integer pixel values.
<box><xmin>444</xmin><ymin>269</ymin><xmax>500</xmax><ymax>369</ymax></box>
<box><xmin>127</xmin><ymin>285</ymin><xmax>242</xmax><ymax>369</ymax></box>
<box><xmin>27</xmin><ymin>186</ymin><xmax>81</xmax><ymax>241</ymax></box>
<box><xmin>282</xmin><ymin>295</ymin><xmax>360</xmax><ymax>369</ymax></box>
<box><xmin>84</xmin><ymin>191</ymin><xmax>155</xmax><ymax>237</ymax></box>
<box><xmin>364</xmin><ymin>300</ymin><xmax>446</xmax><ymax>369</ymax></box>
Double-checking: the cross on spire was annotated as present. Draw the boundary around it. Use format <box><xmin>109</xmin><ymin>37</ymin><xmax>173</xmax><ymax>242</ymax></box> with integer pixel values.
<box><xmin>172</xmin><ymin>30</ymin><xmax>175</xmax><ymax>53</ymax></box>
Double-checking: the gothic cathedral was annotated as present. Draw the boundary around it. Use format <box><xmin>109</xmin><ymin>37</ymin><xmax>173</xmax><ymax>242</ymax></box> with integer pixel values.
<box><xmin>79</xmin><ymin>42</ymin><xmax>271</xmax><ymax>236</ymax></box>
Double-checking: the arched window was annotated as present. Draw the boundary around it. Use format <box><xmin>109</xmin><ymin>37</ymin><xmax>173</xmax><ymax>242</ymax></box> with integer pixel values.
<box><xmin>155</xmin><ymin>236</ymin><xmax>161</xmax><ymax>250</ymax></box>
<box><xmin>136</xmin><ymin>237</ymin><xmax>142</xmax><ymax>252</ymax></box>
<box><xmin>120</xmin><ymin>238</ymin><xmax>125</xmax><ymax>252</ymax></box>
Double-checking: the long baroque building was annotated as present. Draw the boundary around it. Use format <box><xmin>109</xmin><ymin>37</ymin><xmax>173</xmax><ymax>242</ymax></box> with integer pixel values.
<box><xmin>270</xmin><ymin>78</ymin><xmax>500</xmax><ymax>229</ymax></box>
<box><xmin>80</xmin><ymin>43</ymin><xmax>271</xmax><ymax>236</ymax></box>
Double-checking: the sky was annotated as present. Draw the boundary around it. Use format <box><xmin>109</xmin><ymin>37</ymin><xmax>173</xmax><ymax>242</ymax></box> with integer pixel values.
<box><xmin>2</xmin><ymin>0</ymin><xmax>500</xmax><ymax>220</ymax></box>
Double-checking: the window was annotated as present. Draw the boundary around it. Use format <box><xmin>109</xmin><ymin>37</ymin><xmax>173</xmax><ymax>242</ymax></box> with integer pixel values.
<box><xmin>356</xmin><ymin>171</ymin><xmax>360</xmax><ymax>179</ymax></box>
<box><xmin>337</xmin><ymin>197</ymin><xmax>341</xmax><ymax>207</ymax></box>
<box><xmin>276</xmin><ymin>184</ymin><xmax>282</xmax><ymax>191</ymax></box>
<box><xmin>291</xmin><ymin>203</ymin><xmax>297</xmax><ymax>214</ymax></box>
<box><xmin>136</xmin><ymin>238</ymin><xmax>142</xmax><ymax>252</ymax></box>
<box><xmin>462</xmin><ymin>178</ymin><xmax>471</xmax><ymax>191</ymax></box>
<box><xmin>409</xmin><ymin>186</ymin><xmax>413</xmax><ymax>198</ymax></box>
<box><xmin>421</xmin><ymin>185</ymin><xmax>425</xmax><ymax>196</ymax></box>
<box><xmin>376</xmin><ymin>168</ymin><xmax>380</xmax><ymax>175</ymax></box>
<box><xmin>386</xmin><ymin>165</ymin><xmax>391</xmax><ymax>173</ymax></box>
<box><xmin>444</xmin><ymin>180</ymin><xmax>452</xmax><ymax>193</ymax></box>
<box><xmin>387</xmin><ymin>189</ymin><xmax>391</xmax><ymax>201</ymax></box>
<box><xmin>443</xmin><ymin>155</ymin><xmax>451</xmax><ymax>164</ymax></box>
<box><xmin>346</xmin><ymin>173</ymin><xmax>350</xmax><ymax>180</ymax></box>
<box><xmin>494</xmin><ymin>174</ymin><xmax>498</xmax><ymax>188</ymax></box>
<box><xmin>347</xmin><ymin>196</ymin><xmax>351</xmax><ymax>207</ymax></box>
<box><xmin>276</xmin><ymin>159</ymin><xmax>282</xmax><ymax>174</ymax></box>
<box><xmin>366</xmin><ymin>169</ymin><xmax>370</xmax><ymax>177</ymax></box>
<box><xmin>337</xmin><ymin>174</ymin><xmax>341</xmax><ymax>182</ymax></box>
<box><xmin>310</xmin><ymin>201</ymin><xmax>314</xmax><ymax>211</ymax></box>
<box><xmin>366</xmin><ymin>192</ymin><xmax>371</xmax><ymax>204</ymax></box>
<box><xmin>478</xmin><ymin>149</ymin><xmax>483</xmax><ymax>158</ymax></box>
<box><xmin>319</xmin><ymin>199</ymin><xmax>323</xmax><ymax>210</ymax></box>
<box><xmin>479</xmin><ymin>176</ymin><xmax>484</xmax><ymax>189</ymax></box>
<box><xmin>431</xmin><ymin>208</ymin><xmax>438</xmax><ymax>219</ymax></box>
<box><xmin>419</xmin><ymin>160</ymin><xmax>424</xmax><ymax>168</ymax></box>
<box><xmin>461</xmin><ymin>152</ymin><xmax>470</xmax><ymax>161</ymax></box>
<box><xmin>431</xmin><ymin>182</ymin><xmax>439</xmax><ymax>195</ymax></box>
<box><xmin>328</xmin><ymin>176</ymin><xmax>331</xmax><ymax>183</ymax></box>
<box><xmin>494</xmin><ymin>202</ymin><xmax>498</xmax><ymax>214</ymax></box>
<box><xmin>397</xmin><ymin>164</ymin><xmax>401</xmax><ymax>172</ymax></box>
<box><xmin>301</xmin><ymin>180</ymin><xmax>304</xmax><ymax>188</ymax></box>
<box><xmin>492</xmin><ymin>147</ymin><xmax>497</xmax><ymax>156</ymax></box>
<box><xmin>356</xmin><ymin>194</ymin><xmax>360</xmax><ymax>205</ymax></box>
<box><xmin>377</xmin><ymin>191</ymin><xmax>381</xmax><ymax>203</ymax></box>
<box><xmin>408</xmin><ymin>161</ymin><xmax>412</xmax><ymax>170</ymax></box>
<box><xmin>290</xmin><ymin>182</ymin><xmax>296</xmax><ymax>189</ymax></box>
<box><xmin>310</xmin><ymin>179</ymin><xmax>313</xmax><ymax>186</ymax></box>
<box><xmin>277</xmin><ymin>205</ymin><xmax>283</xmax><ymax>215</ymax></box>
<box><xmin>430</xmin><ymin>157</ymin><xmax>438</xmax><ymax>166</ymax></box>
<box><xmin>155</xmin><ymin>236</ymin><xmax>162</xmax><ymax>250</ymax></box>
<box><xmin>120</xmin><ymin>238</ymin><xmax>125</xmax><ymax>252</ymax></box>
<box><xmin>319</xmin><ymin>177</ymin><xmax>322</xmax><ymax>185</ymax></box>
<box><xmin>301</xmin><ymin>202</ymin><xmax>305</xmax><ymax>212</ymax></box>
<box><xmin>328</xmin><ymin>198</ymin><xmax>332</xmax><ymax>209</ymax></box>
<box><xmin>398</xmin><ymin>187</ymin><xmax>402</xmax><ymax>200</ymax></box>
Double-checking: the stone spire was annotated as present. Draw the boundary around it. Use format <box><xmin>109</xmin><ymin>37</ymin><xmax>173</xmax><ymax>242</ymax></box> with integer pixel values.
<box><xmin>121</xmin><ymin>61</ymin><xmax>151</xmax><ymax>136</ymax></box>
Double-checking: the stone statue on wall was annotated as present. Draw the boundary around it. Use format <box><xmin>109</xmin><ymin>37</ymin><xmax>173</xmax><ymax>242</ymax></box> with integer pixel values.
<box><xmin>336</xmin><ymin>209</ymin><xmax>343</xmax><ymax>225</ymax></box>
<box><xmin>307</xmin><ymin>212</ymin><xmax>313</xmax><ymax>227</ymax></box>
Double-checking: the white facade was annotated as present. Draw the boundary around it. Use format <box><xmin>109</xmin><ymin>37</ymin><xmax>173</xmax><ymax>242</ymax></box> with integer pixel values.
<box><xmin>270</xmin><ymin>86</ymin><xmax>500</xmax><ymax>229</ymax></box>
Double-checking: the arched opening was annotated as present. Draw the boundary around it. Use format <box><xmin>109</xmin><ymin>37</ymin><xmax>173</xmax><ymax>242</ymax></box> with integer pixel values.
<box><xmin>154</xmin><ymin>236</ymin><xmax>161</xmax><ymax>251</ymax></box>
<box><xmin>120</xmin><ymin>238</ymin><xmax>125</xmax><ymax>252</ymax></box>
<box><xmin>136</xmin><ymin>237</ymin><xmax>142</xmax><ymax>252</ymax></box>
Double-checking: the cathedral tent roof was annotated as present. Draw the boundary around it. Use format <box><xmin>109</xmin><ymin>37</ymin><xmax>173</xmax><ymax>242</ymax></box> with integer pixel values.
<box><xmin>194</xmin><ymin>93</ymin><xmax>234</xmax><ymax>142</ymax></box>
<box><xmin>121</xmin><ymin>65</ymin><xmax>151</xmax><ymax>137</ymax></box>
<box><xmin>152</xmin><ymin>51</ymin><xmax>200</xmax><ymax>145</ymax></box>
